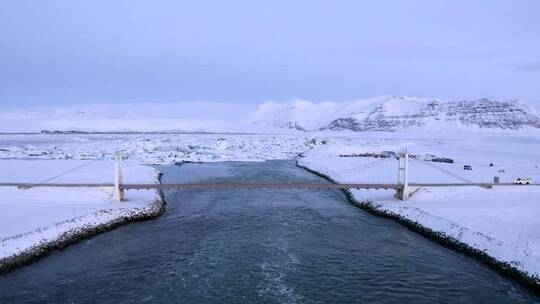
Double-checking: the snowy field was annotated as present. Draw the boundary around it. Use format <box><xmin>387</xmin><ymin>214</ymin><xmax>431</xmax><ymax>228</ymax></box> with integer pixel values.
<box><xmin>0</xmin><ymin>131</ymin><xmax>539</xmax><ymax>282</ymax></box>
<box><xmin>298</xmin><ymin>134</ymin><xmax>540</xmax><ymax>281</ymax></box>
<box><xmin>0</xmin><ymin>159</ymin><xmax>158</xmax><ymax>264</ymax></box>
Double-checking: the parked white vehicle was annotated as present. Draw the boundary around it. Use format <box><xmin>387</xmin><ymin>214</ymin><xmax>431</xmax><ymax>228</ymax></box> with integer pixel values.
<box><xmin>514</xmin><ymin>177</ymin><xmax>532</xmax><ymax>185</ymax></box>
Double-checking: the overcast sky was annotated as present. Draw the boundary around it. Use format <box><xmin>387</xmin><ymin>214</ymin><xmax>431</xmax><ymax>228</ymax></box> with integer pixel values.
<box><xmin>1</xmin><ymin>0</ymin><xmax>539</xmax><ymax>107</ymax></box>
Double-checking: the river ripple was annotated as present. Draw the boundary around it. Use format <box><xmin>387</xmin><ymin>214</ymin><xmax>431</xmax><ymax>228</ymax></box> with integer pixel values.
<box><xmin>0</xmin><ymin>160</ymin><xmax>538</xmax><ymax>303</ymax></box>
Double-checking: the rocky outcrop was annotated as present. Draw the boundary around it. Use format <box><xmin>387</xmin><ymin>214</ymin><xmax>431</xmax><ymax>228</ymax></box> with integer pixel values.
<box><xmin>324</xmin><ymin>98</ymin><xmax>540</xmax><ymax>131</ymax></box>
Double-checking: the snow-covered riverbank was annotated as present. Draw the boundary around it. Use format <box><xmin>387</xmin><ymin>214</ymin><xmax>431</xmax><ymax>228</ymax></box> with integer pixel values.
<box><xmin>0</xmin><ymin>160</ymin><xmax>163</xmax><ymax>273</ymax></box>
<box><xmin>298</xmin><ymin>141</ymin><xmax>540</xmax><ymax>288</ymax></box>
<box><xmin>1</xmin><ymin>132</ymin><xmax>539</xmax><ymax>289</ymax></box>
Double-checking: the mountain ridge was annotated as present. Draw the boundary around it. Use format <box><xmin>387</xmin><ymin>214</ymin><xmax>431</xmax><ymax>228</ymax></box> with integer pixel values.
<box><xmin>249</xmin><ymin>96</ymin><xmax>540</xmax><ymax>132</ymax></box>
<box><xmin>1</xmin><ymin>96</ymin><xmax>539</xmax><ymax>133</ymax></box>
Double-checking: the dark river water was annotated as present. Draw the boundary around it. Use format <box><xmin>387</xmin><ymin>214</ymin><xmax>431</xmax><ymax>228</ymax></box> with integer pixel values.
<box><xmin>0</xmin><ymin>160</ymin><xmax>538</xmax><ymax>303</ymax></box>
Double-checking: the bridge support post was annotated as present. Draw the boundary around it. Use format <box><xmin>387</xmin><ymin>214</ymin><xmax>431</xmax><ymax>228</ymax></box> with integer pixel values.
<box><xmin>115</xmin><ymin>152</ymin><xmax>125</xmax><ymax>202</ymax></box>
<box><xmin>396</xmin><ymin>148</ymin><xmax>409</xmax><ymax>200</ymax></box>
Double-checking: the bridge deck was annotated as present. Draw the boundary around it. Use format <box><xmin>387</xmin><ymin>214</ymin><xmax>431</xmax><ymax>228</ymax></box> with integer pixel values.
<box><xmin>0</xmin><ymin>182</ymin><xmax>536</xmax><ymax>190</ymax></box>
<box><xmin>122</xmin><ymin>182</ymin><xmax>401</xmax><ymax>190</ymax></box>
<box><xmin>121</xmin><ymin>182</ymin><xmax>537</xmax><ymax>190</ymax></box>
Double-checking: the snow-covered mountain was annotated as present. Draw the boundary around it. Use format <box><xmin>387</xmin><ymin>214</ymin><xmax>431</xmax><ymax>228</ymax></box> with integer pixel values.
<box><xmin>0</xmin><ymin>101</ymin><xmax>253</xmax><ymax>133</ymax></box>
<box><xmin>249</xmin><ymin>96</ymin><xmax>540</xmax><ymax>132</ymax></box>
<box><xmin>1</xmin><ymin>96</ymin><xmax>539</xmax><ymax>133</ymax></box>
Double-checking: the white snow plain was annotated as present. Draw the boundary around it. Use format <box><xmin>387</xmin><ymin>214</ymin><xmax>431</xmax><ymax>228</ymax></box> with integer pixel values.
<box><xmin>298</xmin><ymin>134</ymin><xmax>540</xmax><ymax>281</ymax></box>
<box><xmin>0</xmin><ymin>131</ymin><xmax>539</xmax><ymax>283</ymax></box>
<box><xmin>0</xmin><ymin>160</ymin><xmax>158</xmax><ymax>262</ymax></box>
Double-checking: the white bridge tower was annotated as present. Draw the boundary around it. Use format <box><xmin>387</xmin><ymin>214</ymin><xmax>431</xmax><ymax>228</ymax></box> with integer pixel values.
<box><xmin>396</xmin><ymin>148</ymin><xmax>410</xmax><ymax>200</ymax></box>
<box><xmin>115</xmin><ymin>152</ymin><xmax>125</xmax><ymax>201</ymax></box>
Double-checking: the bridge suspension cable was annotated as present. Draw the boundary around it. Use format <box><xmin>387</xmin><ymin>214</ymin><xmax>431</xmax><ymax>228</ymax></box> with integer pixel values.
<box><xmin>33</xmin><ymin>155</ymin><xmax>106</xmax><ymax>185</ymax></box>
<box><xmin>340</xmin><ymin>158</ymin><xmax>393</xmax><ymax>175</ymax></box>
<box><xmin>412</xmin><ymin>158</ymin><xmax>474</xmax><ymax>184</ymax></box>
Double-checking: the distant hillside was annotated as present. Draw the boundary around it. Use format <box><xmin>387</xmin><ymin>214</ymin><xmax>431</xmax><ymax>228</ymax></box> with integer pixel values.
<box><xmin>1</xmin><ymin>96</ymin><xmax>539</xmax><ymax>133</ymax></box>
<box><xmin>249</xmin><ymin>96</ymin><xmax>540</xmax><ymax>132</ymax></box>
<box><xmin>0</xmin><ymin>101</ymin><xmax>252</xmax><ymax>133</ymax></box>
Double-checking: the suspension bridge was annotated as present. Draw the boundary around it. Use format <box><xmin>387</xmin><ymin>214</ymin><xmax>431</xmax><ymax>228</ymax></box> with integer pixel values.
<box><xmin>0</xmin><ymin>149</ymin><xmax>536</xmax><ymax>201</ymax></box>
